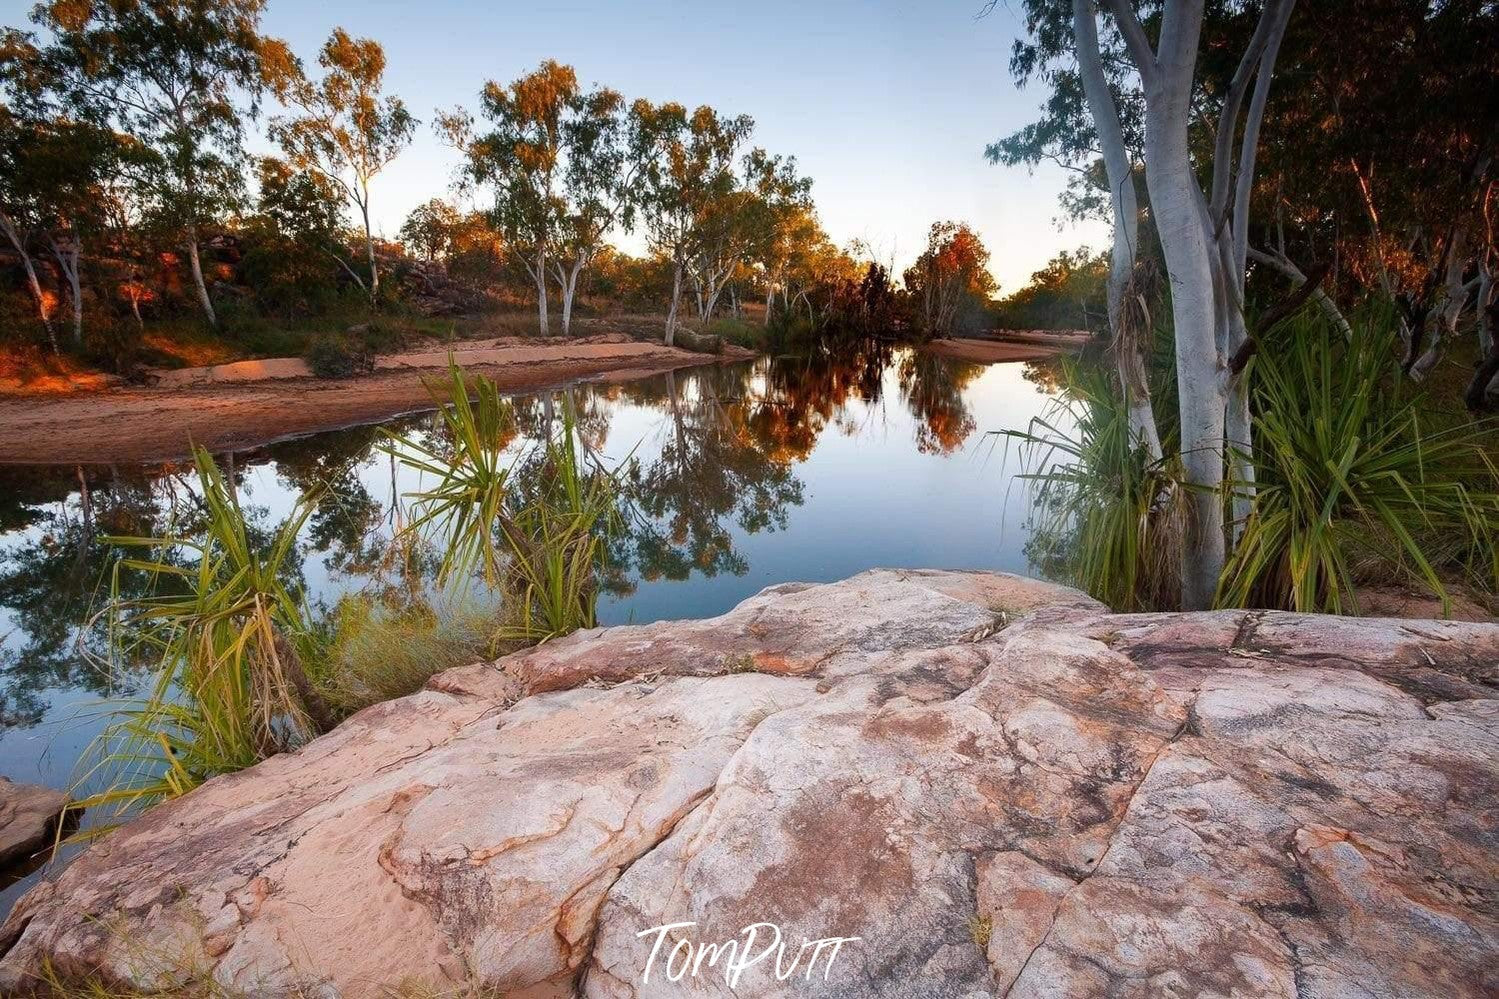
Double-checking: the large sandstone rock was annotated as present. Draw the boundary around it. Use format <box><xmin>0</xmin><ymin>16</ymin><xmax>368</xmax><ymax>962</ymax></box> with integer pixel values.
<box><xmin>1</xmin><ymin>569</ymin><xmax>1495</xmax><ymax>998</ymax></box>
<box><xmin>0</xmin><ymin>779</ymin><xmax>67</xmax><ymax>869</ymax></box>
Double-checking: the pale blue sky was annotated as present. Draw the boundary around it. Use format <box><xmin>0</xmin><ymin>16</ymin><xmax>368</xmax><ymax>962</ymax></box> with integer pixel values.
<box><xmin>4</xmin><ymin>0</ymin><xmax>1106</xmax><ymax>291</ymax></box>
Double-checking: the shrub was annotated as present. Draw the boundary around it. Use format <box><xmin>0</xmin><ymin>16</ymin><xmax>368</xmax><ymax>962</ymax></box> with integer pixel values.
<box><xmin>1218</xmin><ymin>313</ymin><xmax>1499</xmax><ymax>615</ymax></box>
<box><xmin>708</xmin><ymin>317</ymin><xmax>768</xmax><ymax>351</ymax></box>
<box><xmin>304</xmin><ymin>332</ymin><xmax>376</xmax><ymax>379</ymax></box>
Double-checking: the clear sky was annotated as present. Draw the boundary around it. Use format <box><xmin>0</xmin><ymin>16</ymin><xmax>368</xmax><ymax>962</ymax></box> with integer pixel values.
<box><xmin>4</xmin><ymin>0</ymin><xmax>1107</xmax><ymax>292</ymax></box>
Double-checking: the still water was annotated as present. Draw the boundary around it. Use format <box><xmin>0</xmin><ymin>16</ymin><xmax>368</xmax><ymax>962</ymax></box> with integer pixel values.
<box><xmin>0</xmin><ymin>344</ymin><xmax>1066</xmax><ymax>911</ymax></box>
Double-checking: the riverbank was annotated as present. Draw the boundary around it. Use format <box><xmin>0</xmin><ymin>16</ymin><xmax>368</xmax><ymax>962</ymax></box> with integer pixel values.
<box><xmin>921</xmin><ymin>329</ymin><xmax>1092</xmax><ymax>364</ymax></box>
<box><xmin>0</xmin><ymin>335</ymin><xmax>738</xmax><ymax>464</ymax></box>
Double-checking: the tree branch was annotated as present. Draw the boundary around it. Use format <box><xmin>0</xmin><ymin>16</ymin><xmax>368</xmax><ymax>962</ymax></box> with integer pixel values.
<box><xmin>1099</xmin><ymin>0</ymin><xmax>1159</xmax><ymax>86</ymax></box>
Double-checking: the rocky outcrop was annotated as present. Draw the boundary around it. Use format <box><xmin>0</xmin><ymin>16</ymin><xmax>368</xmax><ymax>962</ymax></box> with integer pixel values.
<box><xmin>1</xmin><ymin>569</ymin><xmax>1495</xmax><ymax>997</ymax></box>
<box><xmin>0</xmin><ymin>780</ymin><xmax>67</xmax><ymax>870</ymax></box>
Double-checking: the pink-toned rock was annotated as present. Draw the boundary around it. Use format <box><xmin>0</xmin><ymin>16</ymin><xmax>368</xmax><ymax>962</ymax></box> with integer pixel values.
<box><xmin>0</xmin><ymin>779</ymin><xmax>67</xmax><ymax>869</ymax></box>
<box><xmin>0</xmin><ymin>570</ymin><xmax>1494</xmax><ymax>998</ymax></box>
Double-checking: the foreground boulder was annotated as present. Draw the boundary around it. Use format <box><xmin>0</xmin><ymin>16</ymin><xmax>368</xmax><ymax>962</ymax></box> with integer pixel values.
<box><xmin>1</xmin><ymin>569</ymin><xmax>1495</xmax><ymax>997</ymax></box>
<box><xmin>0</xmin><ymin>779</ymin><xmax>67</xmax><ymax>870</ymax></box>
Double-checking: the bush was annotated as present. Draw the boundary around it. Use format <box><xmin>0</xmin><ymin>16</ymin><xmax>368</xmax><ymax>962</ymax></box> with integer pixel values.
<box><xmin>708</xmin><ymin>317</ymin><xmax>768</xmax><ymax>351</ymax></box>
<box><xmin>1218</xmin><ymin>312</ymin><xmax>1499</xmax><ymax>614</ymax></box>
<box><xmin>304</xmin><ymin>332</ymin><xmax>376</xmax><ymax>379</ymax></box>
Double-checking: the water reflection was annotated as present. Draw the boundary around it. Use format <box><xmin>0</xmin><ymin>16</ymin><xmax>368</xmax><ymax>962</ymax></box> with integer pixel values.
<box><xmin>0</xmin><ymin>348</ymin><xmax>1057</xmax><ymax>749</ymax></box>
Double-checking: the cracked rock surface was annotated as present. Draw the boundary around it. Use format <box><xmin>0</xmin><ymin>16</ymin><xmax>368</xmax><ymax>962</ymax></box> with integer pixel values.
<box><xmin>0</xmin><ymin>569</ymin><xmax>1495</xmax><ymax>998</ymax></box>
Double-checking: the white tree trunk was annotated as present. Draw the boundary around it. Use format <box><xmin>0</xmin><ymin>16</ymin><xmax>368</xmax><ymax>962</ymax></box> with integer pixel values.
<box><xmin>1073</xmin><ymin>0</ymin><xmax>1161</xmax><ymax>461</ymax></box>
<box><xmin>555</xmin><ymin>255</ymin><xmax>586</xmax><ymax>337</ymax></box>
<box><xmin>532</xmin><ymin>248</ymin><xmax>551</xmax><ymax>336</ymax></box>
<box><xmin>1221</xmin><ymin>0</ymin><xmax>1293</xmax><ymax>537</ymax></box>
<box><xmin>1128</xmin><ymin>0</ymin><xmax>1228</xmax><ymax>609</ymax></box>
<box><xmin>185</xmin><ymin>225</ymin><xmax>217</xmax><ymax>327</ymax></box>
<box><xmin>360</xmin><ymin>194</ymin><xmax>380</xmax><ymax>306</ymax></box>
<box><xmin>48</xmin><ymin>234</ymin><xmax>84</xmax><ymax>348</ymax></box>
<box><xmin>0</xmin><ymin>208</ymin><xmax>58</xmax><ymax>352</ymax></box>
<box><xmin>665</xmin><ymin>257</ymin><xmax>684</xmax><ymax>347</ymax></box>
<box><xmin>1247</xmin><ymin>246</ymin><xmax>1352</xmax><ymax>341</ymax></box>
<box><xmin>1409</xmin><ymin>229</ymin><xmax>1468</xmax><ymax>383</ymax></box>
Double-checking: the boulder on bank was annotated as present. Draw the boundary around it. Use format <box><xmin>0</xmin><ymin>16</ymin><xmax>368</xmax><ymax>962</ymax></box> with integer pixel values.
<box><xmin>0</xmin><ymin>779</ymin><xmax>67</xmax><ymax>870</ymax></box>
<box><xmin>0</xmin><ymin>569</ymin><xmax>1495</xmax><ymax>997</ymax></box>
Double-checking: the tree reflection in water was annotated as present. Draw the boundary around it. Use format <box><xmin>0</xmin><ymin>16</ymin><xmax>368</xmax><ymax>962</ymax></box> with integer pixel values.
<box><xmin>0</xmin><ymin>345</ymin><xmax>1002</xmax><ymax>732</ymax></box>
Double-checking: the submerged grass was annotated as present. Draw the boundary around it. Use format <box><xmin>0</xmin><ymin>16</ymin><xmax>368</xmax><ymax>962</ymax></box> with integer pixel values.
<box><xmin>313</xmin><ymin>592</ymin><xmax>511</xmax><ymax>716</ymax></box>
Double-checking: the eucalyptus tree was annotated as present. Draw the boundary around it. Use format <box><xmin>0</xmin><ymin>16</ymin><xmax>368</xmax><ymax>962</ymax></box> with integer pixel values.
<box><xmin>549</xmin><ymin>85</ymin><xmax>652</xmax><ymax>336</ymax></box>
<box><xmin>271</xmin><ymin>29</ymin><xmax>415</xmax><ymax>307</ymax></box>
<box><xmin>756</xmin><ymin>202</ymin><xmax>826</xmax><ymax>326</ymax></box>
<box><xmin>998</xmin><ymin>0</ymin><xmax>1297</xmax><ymax>608</ymax></box>
<box><xmin>632</xmin><ymin>102</ymin><xmax>753</xmax><ymax>344</ymax></box>
<box><xmin>689</xmin><ymin>148</ymin><xmax>812</xmax><ymax>323</ymax></box>
<box><xmin>252</xmin><ymin>155</ymin><xmax>359</xmax><ymax>294</ymax></box>
<box><xmin>0</xmin><ymin>34</ymin><xmax>60</xmax><ymax>348</ymax></box>
<box><xmin>0</xmin><ymin>29</ymin><xmax>121</xmax><ymax>350</ymax></box>
<box><xmin>902</xmin><ymin>221</ymin><xmax>996</xmax><ymax>337</ymax></box>
<box><xmin>30</xmin><ymin>0</ymin><xmax>285</xmax><ymax>329</ymax></box>
<box><xmin>399</xmin><ymin>198</ymin><xmax>460</xmax><ymax>261</ymax></box>
<box><xmin>440</xmin><ymin>60</ymin><xmax>577</xmax><ymax>335</ymax></box>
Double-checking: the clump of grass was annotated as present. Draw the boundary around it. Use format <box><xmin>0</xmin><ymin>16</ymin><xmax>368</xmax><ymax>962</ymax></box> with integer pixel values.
<box><xmin>1218</xmin><ymin>313</ymin><xmax>1499</xmax><ymax>615</ymax></box>
<box><xmin>68</xmin><ymin>448</ymin><xmax>329</xmax><ymax>830</ymax></box>
<box><xmin>708</xmin><ymin>316</ymin><xmax>768</xmax><ymax>351</ymax></box>
<box><xmin>313</xmin><ymin>592</ymin><xmax>511</xmax><ymax>717</ymax></box>
<box><xmin>723</xmin><ymin>652</ymin><xmax>758</xmax><ymax>674</ymax></box>
<box><xmin>998</xmin><ymin>357</ymin><xmax>1184</xmax><ymax>611</ymax></box>
<box><xmin>382</xmin><ymin>361</ymin><xmax>624</xmax><ymax>645</ymax></box>
<box><xmin>969</xmin><ymin>913</ymin><xmax>993</xmax><ymax>949</ymax></box>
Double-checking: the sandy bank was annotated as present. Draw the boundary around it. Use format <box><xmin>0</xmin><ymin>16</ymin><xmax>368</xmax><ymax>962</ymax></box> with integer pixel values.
<box><xmin>922</xmin><ymin>330</ymin><xmax>1090</xmax><ymax>363</ymax></box>
<box><xmin>0</xmin><ymin>337</ymin><xmax>725</xmax><ymax>465</ymax></box>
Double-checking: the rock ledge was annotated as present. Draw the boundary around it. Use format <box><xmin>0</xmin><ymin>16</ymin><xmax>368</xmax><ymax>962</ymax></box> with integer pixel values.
<box><xmin>1</xmin><ymin>569</ymin><xmax>1495</xmax><ymax>997</ymax></box>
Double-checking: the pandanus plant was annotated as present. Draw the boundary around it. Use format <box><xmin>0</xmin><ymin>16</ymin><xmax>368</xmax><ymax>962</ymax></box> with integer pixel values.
<box><xmin>381</xmin><ymin>360</ymin><xmax>622</xmax><ymax>644</ymax></box>
<box><xmin>71</xmin><ymin>447</ymin><xmax>328</xmax><ymax>829</ymax></box>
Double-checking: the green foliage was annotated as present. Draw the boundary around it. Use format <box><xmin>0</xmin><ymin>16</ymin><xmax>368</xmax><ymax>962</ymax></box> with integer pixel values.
<box><xmin>303</xmin><ymin>331</ymin><xmax>376</xmax><ymax>379</ymax></box>
<box><xmin>69</xmin><ymin>448</ymin><xmax>327</xmax><ymax>829</ymax></box>
<box><xmin>1001</xmin><ymin>359</ymin><xmax>1183</xmax><ymax>611</ymax></box>
<box><xmin>707</xmin><ymin>317</ymin><xmax>766</xmax><ymax>350</ymax></box>
<box><xmin>1217</xmin><ymin>314</ymin><xmax>1499</xmax><ymax>614</ymax></box>
<box><xmin>400</xmin><ymin>197</ymin><xmax>461</xmax><ymax>260</ymax></box>
<box><xmin>992</xmin><ymin>248</ymin><xmax>1108</xmax><ymax>331</ymax></box>
<box><xmin>382</xmin><ymin>361</ymin><xmax>622</xmax><ymax>644</ymax></box>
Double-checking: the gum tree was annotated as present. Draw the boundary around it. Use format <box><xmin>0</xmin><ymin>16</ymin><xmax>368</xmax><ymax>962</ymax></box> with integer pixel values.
<box><xmin>399</xmin><ymin>198</ymin><xmax>460</xmax><ymax>261</ymax></box>
<box><xmin>31</xmin><ymin>0</ymin><xmax>284</xmax><ymax>329</ymax></box>
<box><xmin>1</xmin><ymin>29</ymin><xmax>121</xmax><ymax>350</ymax></box>
<box><xmin>998</xmin><ymin>0</ymin><xmax>1297</xmax><ymax>608</ymax></box>
<box><xmin>549</xmin><ymin>85</ymin><xmax>650</xmax><ymax>337</ymax></box>
<box><xmin>271</xmin><ymin>29</ymin><xmax>415</xmax><ymax>307</ymax></box>
<box><xmin>633</xmin><ymin>103</ymin><xmax>752</xmax><ymax>345</ymax></box>
<box><xmin>441</xmin><ymin>60</ymin><xmax>577</xmax><ymax>335</ymax></box>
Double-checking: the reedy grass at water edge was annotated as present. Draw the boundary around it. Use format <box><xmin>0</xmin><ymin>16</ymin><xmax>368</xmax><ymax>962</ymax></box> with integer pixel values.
<box><xmin>998</xmin><ymin>357</ymin><xmax>1185</xmax><ymax>612</ymax></box>
<box><xmin>65</xmin><ymin>447</ymin><xmax>327</xmax><ymax>832</ymax></box>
